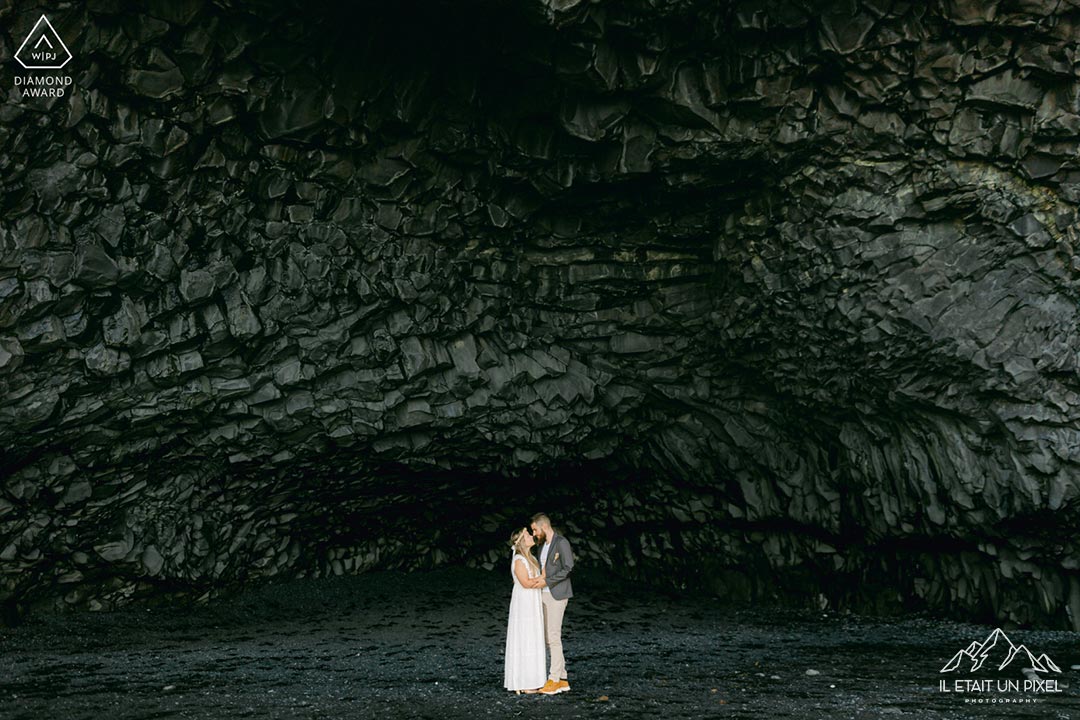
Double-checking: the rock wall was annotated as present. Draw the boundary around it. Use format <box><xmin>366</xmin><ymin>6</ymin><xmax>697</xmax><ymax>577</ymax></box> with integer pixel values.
<box><xmin>1</xmin><ymin>0</ymin><xmax>1079</xmax><ymax>628</ymax></box>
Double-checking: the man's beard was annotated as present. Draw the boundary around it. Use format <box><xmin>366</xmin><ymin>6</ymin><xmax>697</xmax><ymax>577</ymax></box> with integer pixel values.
<box><xmin>535</xmin><ymin>531</ymin><xmax>547</xmax><ymax>544</ymax></box>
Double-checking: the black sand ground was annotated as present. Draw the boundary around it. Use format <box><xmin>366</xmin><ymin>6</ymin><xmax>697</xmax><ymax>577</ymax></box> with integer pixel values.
<box><xmin>2</xmin><ymin>568</ymin><xmax>1078</xmax><ymax>719</ymax></box>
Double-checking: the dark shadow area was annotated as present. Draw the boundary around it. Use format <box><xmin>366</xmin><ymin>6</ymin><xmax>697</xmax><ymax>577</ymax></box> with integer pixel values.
<box><xmin>2</xmin><ymin>567</ymin><xmax>1078</xmax><ymax>719</ymax></box>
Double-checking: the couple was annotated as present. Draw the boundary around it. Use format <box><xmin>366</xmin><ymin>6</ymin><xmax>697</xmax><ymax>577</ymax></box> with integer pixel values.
<box><xmin>503</xmin><ymin>512</ymin><xmax>575</xmax><ymax>695</ymax></box>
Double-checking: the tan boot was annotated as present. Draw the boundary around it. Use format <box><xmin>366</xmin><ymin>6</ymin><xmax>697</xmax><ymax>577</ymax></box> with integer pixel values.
<box><xmin>538</xmin><ymin>679</ymin><xmax>560</xmax><ymax>695</ymax></box>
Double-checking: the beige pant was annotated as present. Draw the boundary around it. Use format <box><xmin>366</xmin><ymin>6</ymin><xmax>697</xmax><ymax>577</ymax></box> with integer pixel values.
<box><xmin>541</xmin><ymin>591</ymin><xmax>569</xmax><ymax>682</ymax></box>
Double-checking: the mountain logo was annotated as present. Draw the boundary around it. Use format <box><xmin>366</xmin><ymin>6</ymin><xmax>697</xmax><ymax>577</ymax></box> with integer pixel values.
<box><xmin>940</xmin><ymin>628</ymin><xmax>1062</xmax><ymax>674</ymax></box>
<box><xmin>14</xmin><ymin>15</ymin><xmax>72</xmax><ymax>70</ymax></box>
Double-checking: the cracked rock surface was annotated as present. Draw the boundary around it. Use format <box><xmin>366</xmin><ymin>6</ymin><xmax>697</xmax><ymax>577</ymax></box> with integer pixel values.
<box><xmin>1</xmin><ymin>0</ymin><xmax>1080</xmax><ymax>629</ymax></box>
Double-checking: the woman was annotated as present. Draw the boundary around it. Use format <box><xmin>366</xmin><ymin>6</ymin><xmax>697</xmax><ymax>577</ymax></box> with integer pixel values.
<box><xmin>504</xmin><ymin>527</ymin><xmax>547</xmax><ymax>693</ymax></box>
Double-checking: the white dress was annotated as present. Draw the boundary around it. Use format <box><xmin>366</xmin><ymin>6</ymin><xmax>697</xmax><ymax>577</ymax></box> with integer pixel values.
<box><xmin>503</xmin><ymin>553</ymin><xmax>546</xmax><ymax>690</ymax></box>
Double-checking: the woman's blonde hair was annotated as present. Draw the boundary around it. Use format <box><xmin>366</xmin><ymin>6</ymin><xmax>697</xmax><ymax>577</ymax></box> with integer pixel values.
<box><xmin>509</xmin><ymin>527</ymin><xmax>541</xmax><ymax>575</ymax></box>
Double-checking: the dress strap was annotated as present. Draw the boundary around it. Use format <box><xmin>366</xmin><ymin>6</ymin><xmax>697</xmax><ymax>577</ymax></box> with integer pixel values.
<box><xmin>512</xmin><ymin>553</ymin><xmax>536</xmax><ymax>577</ymax></box>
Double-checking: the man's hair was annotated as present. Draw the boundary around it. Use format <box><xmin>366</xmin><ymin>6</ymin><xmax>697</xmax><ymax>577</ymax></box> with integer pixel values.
<box><xmin>531</xmin><ymin>512</ymin><xmax>551</xmax><ymax>526</ymax></box>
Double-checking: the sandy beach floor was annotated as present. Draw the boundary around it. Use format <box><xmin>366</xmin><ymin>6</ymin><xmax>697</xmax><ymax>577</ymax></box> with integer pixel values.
<box><xmin>2</xmin><ymin>567</ymin><xmax>1078</xmax><ymax>719</ymax></box>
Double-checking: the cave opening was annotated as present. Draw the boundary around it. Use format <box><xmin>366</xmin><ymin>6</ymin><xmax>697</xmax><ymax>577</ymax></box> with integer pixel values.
<box><xmin>2</xmin><ymin>0</ymin><xmax>1080</xmax><ymax>654</ymax></box>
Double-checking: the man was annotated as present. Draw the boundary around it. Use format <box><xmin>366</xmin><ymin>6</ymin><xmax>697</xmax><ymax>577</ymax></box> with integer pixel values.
<box><xmin>530</xmin><ymin>512</ymin><xmax>574</xmax><ymax>695</ymax></box>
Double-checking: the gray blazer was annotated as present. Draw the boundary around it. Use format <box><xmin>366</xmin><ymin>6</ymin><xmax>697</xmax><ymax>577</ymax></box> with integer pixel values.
<box><xmin>537</xmin><ymin>532</ymin><xmax>574</xmax><ymax>600</ymax></box>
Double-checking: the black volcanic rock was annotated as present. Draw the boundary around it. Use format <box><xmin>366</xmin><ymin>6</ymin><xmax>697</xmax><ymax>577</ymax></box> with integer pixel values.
<box><xmin>1</xmin><ymin>0</ymin><xmax>1079</xmax><ymax>631</ymax></box>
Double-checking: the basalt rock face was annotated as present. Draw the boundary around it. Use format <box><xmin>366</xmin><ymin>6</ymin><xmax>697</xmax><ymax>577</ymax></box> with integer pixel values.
<box><xmin>1</xmin><ymin>0</ymin><xmax>1079</xmax><ymax>627</ymax></box>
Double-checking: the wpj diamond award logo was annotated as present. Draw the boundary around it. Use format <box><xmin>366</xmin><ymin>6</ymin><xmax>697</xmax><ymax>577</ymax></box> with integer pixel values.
<box><xmin>938</xmin><ymin>628</ymin><xmax>1063</xmax><ymax>703</ymax></box>
<box><xmin>12</xmin><ymin>14</ymin><xmax>73</xmax><ymax>98</ymax></box>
